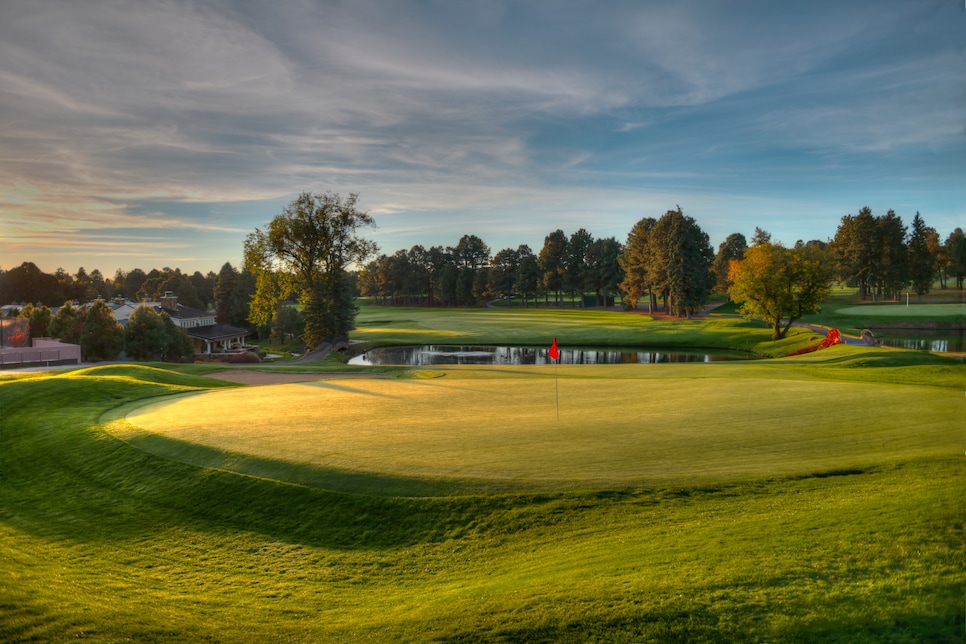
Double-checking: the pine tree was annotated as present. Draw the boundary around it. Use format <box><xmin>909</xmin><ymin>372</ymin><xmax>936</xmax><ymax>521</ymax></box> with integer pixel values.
<box><xmin>907</xmin><ymin>212</ymin><xmax>935</xmax><ymax>297</ymax></box>
<box><xmin>124</xmin><ymin>305</ymin><xmax>170</xmax><ymax>361</ymax></box>
<box><xmin>80</xmin><ymin>300</ymin><xmax>124</xmax><ymax>361</ymax></box>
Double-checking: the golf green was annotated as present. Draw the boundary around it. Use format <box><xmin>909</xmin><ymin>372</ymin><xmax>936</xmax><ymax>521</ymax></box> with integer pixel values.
<box><xmin>123</xmin><ymin>367</ymin><xmax>960</xmax><ymax>491</ymax></box>
<box><xmin>836</xmin><ymin>303</ymin><xmax>966</xmax><ymax>317</ymax></box>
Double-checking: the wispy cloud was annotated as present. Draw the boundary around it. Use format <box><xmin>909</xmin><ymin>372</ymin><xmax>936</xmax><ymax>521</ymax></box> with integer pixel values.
<box><xmin>0</xmin><ymin>0</ymin><xmax>962</xmax><ymax>273</ymax></box>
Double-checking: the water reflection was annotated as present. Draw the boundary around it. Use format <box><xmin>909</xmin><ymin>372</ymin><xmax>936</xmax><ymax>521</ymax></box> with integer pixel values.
<box><xmin>349</xmin><ymin>345</ymin><xmax>753</xmax><ymax>366</ymax></box>
<box><xmin>878</xmin><ymin>337</ymin><xmax>961</xmax><ymax>352</ymax></box>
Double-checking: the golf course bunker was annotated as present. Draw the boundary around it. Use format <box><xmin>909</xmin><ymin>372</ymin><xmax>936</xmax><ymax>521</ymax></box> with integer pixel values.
<box><xmin>124</xmin><ymin>374</ymin><xmax>960</xmax><ymax>491</ymax></box>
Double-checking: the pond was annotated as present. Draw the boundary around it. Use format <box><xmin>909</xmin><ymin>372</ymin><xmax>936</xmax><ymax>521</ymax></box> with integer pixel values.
<box><xmin>876</xmin><ymin>329</ymin><xmax>965</xmax><ymax>352</ymax></box>
<box><xmin>349</xmin><ymin>345</ymin><xmax>755</xmax><ymax>366</ymax></box>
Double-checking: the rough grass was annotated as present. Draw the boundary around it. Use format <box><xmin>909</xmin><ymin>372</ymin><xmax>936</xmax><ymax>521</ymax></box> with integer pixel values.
<box><xmin>1</xmin><ymin>353</ymin><xmax>964</xmax><ymax>641</ymax></box>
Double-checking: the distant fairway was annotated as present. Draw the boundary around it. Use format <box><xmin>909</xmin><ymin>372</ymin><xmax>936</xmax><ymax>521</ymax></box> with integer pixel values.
<box><xmin>123</xmin><ymin>363</ymin><xmax>962</xmax><ymax>493</ymax></box>
<box><xmin>836</xmin><ymin>303</ymin><xmax>966</xmax><ymax>317</ymax></box>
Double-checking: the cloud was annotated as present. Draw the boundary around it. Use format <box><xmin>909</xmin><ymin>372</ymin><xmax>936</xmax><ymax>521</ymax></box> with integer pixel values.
<box><xmin>0</xmin><ymin>0</ymin><xmax>961</xmax><ymax>273</ymax></box>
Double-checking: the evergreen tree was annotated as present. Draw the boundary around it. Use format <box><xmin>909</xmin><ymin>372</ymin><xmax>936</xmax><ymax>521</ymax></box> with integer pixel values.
<box><xmin>564</xmin><ymin>228</ymin><xmax>594</xmax><ymax>302</ymax></box>
<box><xmin>490</xmin><ymin>247</ymin><xmax>521</xmax><ymax>304</ymax></box>
<box><xmin>515</xmin><ymin>249</ymin><xmax>541</xmax><ymax>308</ymax></box>
<box><xmin>538</xmin><ymin>230</ymin><xmax>568</xmax><ymax>305</ymax></box>
<box><xmin>619</xmin><ymin>217</ymin><xmax>656</xmax><ymax>311</ymax></box>
<box><xmin>585</xmin><ymin>237</ymin><xmax>622</xmax><ymax>307</ymax></box>
<box><xmin>48</xmin><ymin>301</ymin><xmax>86</xmax><ymax>344</ymax></box>
<box><xmin>214</xmin><ymin>262</ymin><xmax>239</xmax><ymax>324</ymax></box>
<box><xmin>907</xmin><ymin>212</ymin><xmax>935</xmax><ymax>297</ymax></box>
<box><xmin>831</xmin><ymin>208</ymin><xmax>877</xmax><ymax>299</ymax></box>
<box><xmin>662</xmin><ymin>209</ymin><xmax>714</xmax><ymax>318</ymax></box>
<box><xmin>80</xmin><ymin>300</ymin><xmax>124</xmax><ymax>361</ymax></box>
<box><xmin>874</xmin><ymin>210</ymin><xmax>908</xmax><ymax>299</ymax></box>
<box><xmin>124</xmin><ymin>305</ymin><xmax>170</xmax><ymax>361</ymax></box>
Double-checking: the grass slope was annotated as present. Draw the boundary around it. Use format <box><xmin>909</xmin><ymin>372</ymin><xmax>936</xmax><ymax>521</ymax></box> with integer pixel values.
<box><xmin>2</xmin><ymin>352</ymin><xmax>964</xmax><ymax>641</ymax></box>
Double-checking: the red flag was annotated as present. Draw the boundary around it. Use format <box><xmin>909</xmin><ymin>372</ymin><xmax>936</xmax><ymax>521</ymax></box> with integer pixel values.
<box><xmin>548</xmin><ymin>338</ymin><xmax>559</xmax><ymax>361</ymax></box>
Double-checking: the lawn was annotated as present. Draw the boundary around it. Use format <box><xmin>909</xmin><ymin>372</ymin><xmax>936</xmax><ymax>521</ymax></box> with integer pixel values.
<box><xmin>834</xmin><ymin>304</ymin><xmax>966</xmax><ymax>318</ymax></box>
<box><xmin>1</xmin><ymin>308</ymin><xmax>964</xmax><ymax>641</ymax></box>
<box><xmin>118</xmin><ymin>359</ymin><xmax>961</xmax><ymax>495</ymax></box>
<box><xmin>353</xmin><ymin>304</ymin><xmax>819</xmax><ymax>357</ymax></box>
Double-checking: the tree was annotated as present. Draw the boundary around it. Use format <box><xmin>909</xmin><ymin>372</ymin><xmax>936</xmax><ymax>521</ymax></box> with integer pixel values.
<box><xmin>945</xmin><ymin>228</ymin><xmax>966</xmax><ymax>289</ymax></box>
<box><xmin>452</xmin><ymin>234</ymin><xmax>491</xmax><ymax>270</ymax></box>
<box><xmin>272</xmin><ymin>302</ymin><xmax>304</xmax><ymax>344</ymax></box>
<box><xmin>750</xmin><ymin>227</ymin><xmax>771</xmax><ymax>246</ymax></box>
<box><xmin>245</xmin><ymin>191</ymin><xmax>377</xmax><ymax>348</ymax></box>
<box><xmin>712</xmin><ymin>233</ymin><xmax>747</xmax><ymax>295</ymax></box>
<box><xmin>24</xmin><ymin>304</ymin><xmax>52</xmax><ymax>338</ymax></box>
<box><xmin>907</xmin><ymin>212</ymin><xmax>935</xmax><ymax>297</ymax></box>
<box><xmin>728</xmin><ymin>242</ymin><xmax>834</xmax><ymax>340</ymax></box>
<box><xmin>0</xmin><ymin>262</ymin><xmax>63</xmax><ymax>305</ymax></box>
<box><xmin>873</xmin><ymin>210</ymin><xmax>907</xmax><ymax>300</ymax></box>
<box><xmin>121</xmin><ymin>268</ymin><xmax>148</xmax><ymax>300</ymax></box>
<box><xmin>124</xmin><ymin>305</ymin><xmax>171</xmax><ymax>361</ymax></box>
<box><xmin>49</xmin><ymin>301</ymin><xmax>86</xmax><ymax>344</ymax></box>
<box><xmin>662</xmin><ymin>209</ymin><xmax>714</xmax><ymax>318</ymax></box>
<box><xmin>190</xmin><ymin>271</ymin><xmax>216</xmax><ymax>310</ymax></box>
<box><xmin>161</xmin><ymin>311</ymin><xmax>194</xmax><ymax>361</ymax></box>
<box><xmin>214</xmin><ymin>262</ymin><xmax>254</xmax><ymax>326</ymax></box>
<box><xmin>585</xmin><ymin>237</ymin><xmax>622</xmax><ymax>307</ymax></box>
<box><xmin>538</xmin><ymin>230</ymin><xmax>568</xmax><ymax>305</ymax></box>
<box><xmin>516</xmin><ymin>248</ymin><xmax>541</xmax><ymax>307</ymax></box>
<box><xmin>137</xmin><ymin>268</ymin><xmax>204</xmax><ymax>310</ymax></box>
<box><xmin>619</xmin><ymin>217</ymin><xmax>656</xmax><ymax>312</ymax></box>
<box><xmin>564</xmin><ymin>228</ymin><xmax>594</xmax><ymax>302</ymax></box>
<box><xmin>490</xmin><ymin>247</ymin><xmax>521</xmax><ymax>304</ymax></box>
<box><xmin>831</xmin><ymin>208</ymin><xmax>877</xmax><ymax>300</ymax></box>
<box><xmin>80</xmin><ymin>300</ymin><xmax>124</xmax><ymax>361</ymax></box>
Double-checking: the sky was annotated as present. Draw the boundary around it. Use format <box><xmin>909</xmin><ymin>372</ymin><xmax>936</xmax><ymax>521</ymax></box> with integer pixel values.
<box><xmin>2</xmin><ymin>0</ymin><xmax>964</xmax><ymax>276</ymax></box>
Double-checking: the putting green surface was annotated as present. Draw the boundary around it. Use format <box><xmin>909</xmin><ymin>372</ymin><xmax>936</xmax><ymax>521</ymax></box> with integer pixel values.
<box><xmin>123</xmin><ymin>365</ymin><xmax>961</xmax><ymax>492</ymax></box>
<box><xmin>836</xmin><ymin>303</ymin><xmax>966</xmax><ymax>317</ymax></box>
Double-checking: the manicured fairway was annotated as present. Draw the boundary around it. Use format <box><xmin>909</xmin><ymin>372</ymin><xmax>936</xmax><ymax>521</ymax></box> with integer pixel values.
<box><xmin>121</xmin><ymin>364</ymin><xmax>962</xmax><ymax>493</ymax></box>
<box><xmin>836</xmin><ymin>304</ymin><xmax>966</xmax><ymax>318</ymax></box>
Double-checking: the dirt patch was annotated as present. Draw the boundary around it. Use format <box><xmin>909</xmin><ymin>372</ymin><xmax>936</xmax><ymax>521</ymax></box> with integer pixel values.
<box><xmin>207</xmin><ymin>370</ymin><xmax>385</xmax><ymax>386</ymax></box>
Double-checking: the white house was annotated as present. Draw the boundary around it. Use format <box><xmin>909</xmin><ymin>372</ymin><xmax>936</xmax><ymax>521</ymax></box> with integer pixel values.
<box><xmin>155</xmin><ymin>292</ymin><xmax>252</xmax><ymax>356</ymax></box>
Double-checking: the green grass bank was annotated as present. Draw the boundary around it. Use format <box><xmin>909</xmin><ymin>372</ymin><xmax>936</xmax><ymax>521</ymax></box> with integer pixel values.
<box><xmin>2</xmin><ymin>302</ymin><xmax>964</xmax><ymax>641</ymax></box>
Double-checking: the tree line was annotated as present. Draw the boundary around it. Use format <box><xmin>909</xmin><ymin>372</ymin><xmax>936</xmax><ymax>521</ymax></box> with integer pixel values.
<box><xmin>3</xmin><ymin>194</ymin><xmax>964</xmax><ymax>351</ymax></box>
<box><xmin>358</xmin><ymin>209</ymin><xmax>963</xmax><ymax>312</ymax></box>
<box><xmin>0</xmin><ymin>262</ymin><xmax>257</xmax><ymax>329</ymax></box>
<box><xmin>4</xmin><ymin>300</ymin><xmax>193</xmax><ymax>362</ymax></box>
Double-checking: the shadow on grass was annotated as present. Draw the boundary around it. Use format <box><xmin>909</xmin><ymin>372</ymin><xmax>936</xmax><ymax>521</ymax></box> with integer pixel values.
<box><xmin>116</xmin><ymin>427</ymin><xmax>525</xmax><ymax>497</ymax></box>
<box><xmin>0</xmin><ymin>373</ymin><xmax>527</xmax><ymax>551</ymax></box>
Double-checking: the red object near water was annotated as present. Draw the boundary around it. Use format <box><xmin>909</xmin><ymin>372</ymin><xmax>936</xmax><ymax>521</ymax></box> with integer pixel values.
<box><xmin>548</xmin><ymin>338</ymin><xmax>559</xmax><ymax>361</ymax></box>
<box><xmin>787</xmin><ymin>328</ymin><xmax>842</xmax><ymax>356</ymax></box>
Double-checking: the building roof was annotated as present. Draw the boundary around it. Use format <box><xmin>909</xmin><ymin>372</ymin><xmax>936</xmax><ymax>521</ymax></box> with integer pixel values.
<box><xmin>156</xmin><ymin>303</ymin><xmax>213</xmax><ymax>320</ymax></box>
<box><xmin>186</xmin><ymin>323</ymin><xmax>250</xmax><ymax>341</ymax></box>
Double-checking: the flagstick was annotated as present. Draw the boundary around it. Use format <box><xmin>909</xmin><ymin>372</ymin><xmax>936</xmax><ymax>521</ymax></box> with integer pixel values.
<box><xmin>554</xmin><ymin>358</ymin><xmax>559</xmax><ymax>420</ymax></box>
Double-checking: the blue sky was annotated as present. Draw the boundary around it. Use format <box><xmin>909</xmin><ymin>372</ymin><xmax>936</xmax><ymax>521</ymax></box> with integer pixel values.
<box><xmin>2</xmin><ymin>0</ymin><xmax>963</xmax><ymax>275</ymax></box>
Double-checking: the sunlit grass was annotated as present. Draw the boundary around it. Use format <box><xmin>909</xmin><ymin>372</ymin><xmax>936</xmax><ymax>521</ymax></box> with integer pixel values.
<box><xmin>119</xmin><ymin>359</ymin><xmax>963</xmax><ymax>494</ymax></box>
<box><xmin>2</xmin><ymin>353</ymin><xmax>964</xmax><ymax>641</ymax></box>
